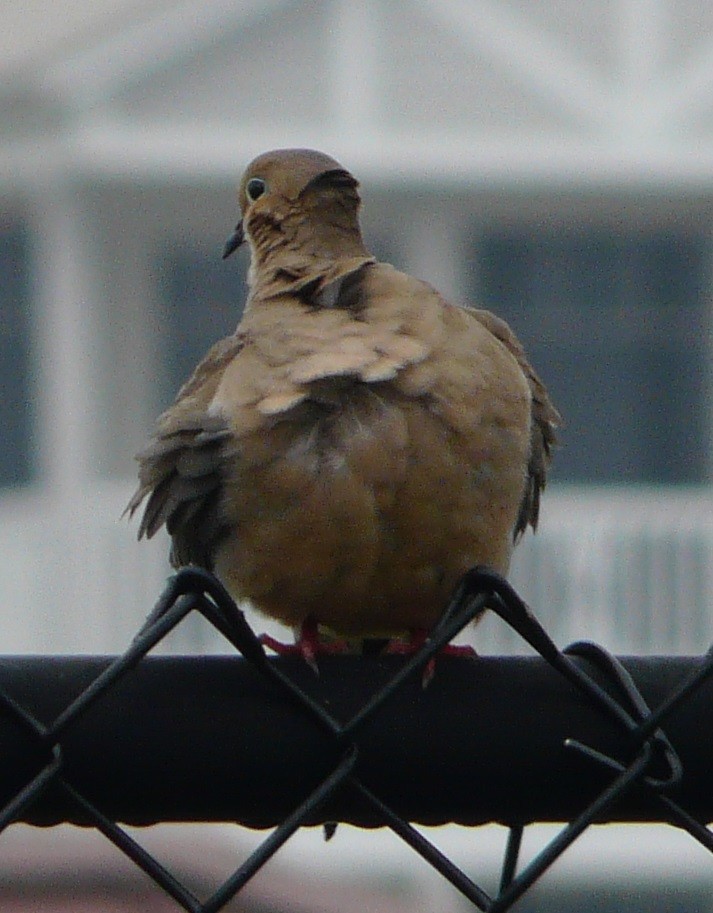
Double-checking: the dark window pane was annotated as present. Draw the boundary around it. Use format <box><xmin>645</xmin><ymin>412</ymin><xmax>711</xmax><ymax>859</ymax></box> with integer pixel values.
<box><xmin>158</xmin><ymin>248</ymin><xmax>247</xmax><ymax>407</ymax></box>
<box><xmin>478</xmin><ymin>232</ymin><xmax>708</xmax><ymax>483</ymax></box>
<box><xmin>0</xmin><ymin>225</ymin><xmax>33</xmax><ymax>486</ymax></box>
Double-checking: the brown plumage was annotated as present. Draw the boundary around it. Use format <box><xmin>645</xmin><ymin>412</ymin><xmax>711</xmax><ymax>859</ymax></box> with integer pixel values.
<box><xmin>126</xmin><ymin>148</ymin><xmax>560</xmax><ymax>638</ymax></box>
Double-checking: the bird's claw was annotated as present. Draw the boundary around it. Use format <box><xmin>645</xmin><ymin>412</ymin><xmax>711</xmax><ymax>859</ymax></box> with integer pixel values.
<box><xmin>258</xmin><ymin>620</ymin><xmax>349</xmax><ymax>674</ymax></box>
<box><xmin>385</xmin><ymin>631</ymin><xmax>477</xmax><ymax>687</ymax></box>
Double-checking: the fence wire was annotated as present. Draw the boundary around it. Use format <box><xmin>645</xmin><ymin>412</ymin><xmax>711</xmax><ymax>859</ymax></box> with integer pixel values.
<box><xmin>1</xmin><ymin>566</ymin><xmax>713</xmax><ymax>911</ymax></box>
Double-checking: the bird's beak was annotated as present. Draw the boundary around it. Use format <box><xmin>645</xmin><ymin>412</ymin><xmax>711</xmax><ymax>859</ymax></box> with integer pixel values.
<box><xmin>222</xmin><ymin>221</ymin><xmax>244</xmax><ymax>260</ymax></box>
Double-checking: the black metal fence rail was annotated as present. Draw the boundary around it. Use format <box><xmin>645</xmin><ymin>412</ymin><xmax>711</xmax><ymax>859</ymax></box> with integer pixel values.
<box><xmin>1</xmin><ymin>567</ymin><xmax>713</xmax><ymax>913</ymax></box>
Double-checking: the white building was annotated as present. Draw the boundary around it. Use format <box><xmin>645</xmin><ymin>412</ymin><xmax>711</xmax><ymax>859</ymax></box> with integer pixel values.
<box><xmin>1</xmin><ymin>2</ymin><xmax>713</xmax><ymax>910</ymax></box>
<box><xmin>2</xmin><ymin>0</ymin><xmax>713</xmax><ymax>656</ymax></box>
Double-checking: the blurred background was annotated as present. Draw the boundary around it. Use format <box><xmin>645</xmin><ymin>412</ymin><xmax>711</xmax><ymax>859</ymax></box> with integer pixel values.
<box><xmin>1</xmin><ymin>0</ymin><xmax>713</xmax><ymax>909</ymax></box>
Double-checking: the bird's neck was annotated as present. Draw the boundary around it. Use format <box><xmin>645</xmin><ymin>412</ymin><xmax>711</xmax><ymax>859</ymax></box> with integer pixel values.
<box><xmin>247</xmin><ymin>206</ymin><xmax>371</xmax><ymax>295</ymax></box>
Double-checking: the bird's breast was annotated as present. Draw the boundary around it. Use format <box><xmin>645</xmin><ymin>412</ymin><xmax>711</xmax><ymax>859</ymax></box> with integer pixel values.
<box><xmin>214</xmin><ymin>369</ymin><xmax>531</xmax><ymax>634</ymax></box>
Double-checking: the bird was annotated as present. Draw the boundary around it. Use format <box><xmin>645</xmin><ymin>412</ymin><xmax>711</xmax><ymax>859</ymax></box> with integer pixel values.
<box><xmin>126</xmin><ymin>148</ymin><xmax>559</xmax><ymax>664</ymax></box>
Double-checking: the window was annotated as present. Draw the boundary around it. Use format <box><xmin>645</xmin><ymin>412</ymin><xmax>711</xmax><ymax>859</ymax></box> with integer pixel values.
<box><xmin>158</xmin><ymin>247</ymin><xmax>248</xmax><ymax>408</ymax></box>
<box><xmin>478</xmin><ymin>232</ymin><xmax>710</xmax><ymax>483</ymax></box>
<box><xmin>0</xmin><ymin>224</ymin><xmax>34</xmax><ymax>487</ymax></box>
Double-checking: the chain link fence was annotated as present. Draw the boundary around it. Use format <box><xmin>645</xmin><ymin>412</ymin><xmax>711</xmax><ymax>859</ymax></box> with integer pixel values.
<box><xmin>1</xmin><ymin>567</ymin><xmax>712</xmax><ymax>911</ymax></box>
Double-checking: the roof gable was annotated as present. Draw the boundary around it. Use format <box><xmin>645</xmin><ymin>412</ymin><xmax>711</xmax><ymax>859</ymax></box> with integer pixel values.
<box><xmin>5</xmin><ymin>0</ymin><xmax>713</xmax><ymax>185</ymax></box>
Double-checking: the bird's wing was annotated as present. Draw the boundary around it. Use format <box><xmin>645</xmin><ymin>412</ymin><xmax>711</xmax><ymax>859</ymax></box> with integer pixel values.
<box><xmin>468</xmin><ymin>307</ymin><xmax>560</xmax><ymax>537</ymax></box>
<box><xmin>125</xmin><ymin>334</ymin><xmax>244</xmax><ymax>568</ymax></box>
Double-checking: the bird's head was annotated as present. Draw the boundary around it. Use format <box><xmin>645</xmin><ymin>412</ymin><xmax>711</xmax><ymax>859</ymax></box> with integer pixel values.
<box><xmin>222</xmin><ymin>148</ymin><xmax>368</xmax><ymax>266</ymax></box>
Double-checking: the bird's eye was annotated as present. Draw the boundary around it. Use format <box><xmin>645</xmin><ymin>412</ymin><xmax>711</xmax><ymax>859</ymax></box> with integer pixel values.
<box><xmin>246</xmin><ymin>177</ymin><xmax>266</xmax><ymax>202</ymax></box>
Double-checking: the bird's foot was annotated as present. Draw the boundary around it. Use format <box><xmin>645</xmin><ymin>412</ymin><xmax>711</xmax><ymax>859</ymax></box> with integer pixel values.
<box><xmin>385</xmin><ymin>628</ymin><xmax>477</xmax><ymax>687</ymax></box>
<box><xmin>258</xmin><ymin>618</ymin><xmax>349</xmax><ymax>674</ymax></box>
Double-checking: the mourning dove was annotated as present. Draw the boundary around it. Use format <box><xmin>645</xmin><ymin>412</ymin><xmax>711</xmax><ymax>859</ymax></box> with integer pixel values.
<box><xmin>127</xmin><ymin>148</ymin><xmax>559</xmax><ymax>656</ymax></box>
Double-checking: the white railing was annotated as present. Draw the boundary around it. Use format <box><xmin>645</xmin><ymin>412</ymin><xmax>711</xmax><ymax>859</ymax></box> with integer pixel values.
<box><xmin>498</xmin><ymin>485</ymin><xmax>713</xmax><ymax>655</ymax></box>
<box><xmin>1</xmin><ymin>482</ymin><xmax>712</xmax><ymax>656</ymax></box>
<box><xmin>0</xmin><ymin>481</ymin><xmax>169</xmax><ymax>654</ymax></box>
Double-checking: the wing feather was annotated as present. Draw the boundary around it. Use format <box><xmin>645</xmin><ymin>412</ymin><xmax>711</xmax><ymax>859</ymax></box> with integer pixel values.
<box><xmin>469</xmin><ymin>308</ymin><xmax>561</xmax><ymax>538</ymax></box>
<box><xmin>125</xmin><ymin>336</ymin><xmax>244</xmax><ymax>569</ymax></box>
